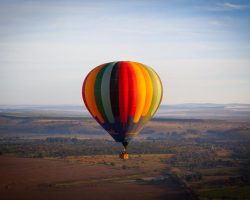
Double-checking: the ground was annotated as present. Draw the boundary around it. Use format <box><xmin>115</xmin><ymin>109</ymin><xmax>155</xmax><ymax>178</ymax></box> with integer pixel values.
<box><xmin>0</xmin><ymin>155</ymin><xmax>192</xmax><ymax>200</ymax></box>
<box><xmin>0</xmin><ymin>112</ymin><xmax>249</xmax><ymax>200</ymax></box>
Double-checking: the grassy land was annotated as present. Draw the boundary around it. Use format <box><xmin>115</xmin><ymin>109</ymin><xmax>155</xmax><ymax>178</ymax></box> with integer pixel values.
<box><xmin>0</xmin><ymin>113</ymin><xmax>250</xmax><ymax>199</ymax></box>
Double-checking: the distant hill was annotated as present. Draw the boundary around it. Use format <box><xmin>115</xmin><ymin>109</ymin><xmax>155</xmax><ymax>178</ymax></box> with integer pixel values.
<box><xmin>158</xmin><ymin>103</ymin><xmax>250</xmax><ymax>120</ymax></box>
<box><xmin>0</xmin><ymin>103</ymin><xmax>250</xmax><ymax>120</ymax></box>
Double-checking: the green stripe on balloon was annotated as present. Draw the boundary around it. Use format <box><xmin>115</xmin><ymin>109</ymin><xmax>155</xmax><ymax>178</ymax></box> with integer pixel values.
<box><xmin>94</xmin><ymin>65</ymin><xmax>108</xmax><ymax>121</ymax></box>
<box><xmin>101</xmin><ymin>62</ymin><xmax>116</xmax><ymax>123</ymax></box>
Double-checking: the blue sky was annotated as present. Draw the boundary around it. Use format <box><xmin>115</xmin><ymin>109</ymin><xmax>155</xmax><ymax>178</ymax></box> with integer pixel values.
<box><xmin>0</xmin><ymin>0</ymin><xmax>249</xmax><ymax>105</ymax></box>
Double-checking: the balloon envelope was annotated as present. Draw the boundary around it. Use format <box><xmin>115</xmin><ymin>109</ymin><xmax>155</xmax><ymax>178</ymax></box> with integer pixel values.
<box><xmin>82</xmin><ymin>61</ymin><xmax>162</xmax><ymax>145</ymax></box>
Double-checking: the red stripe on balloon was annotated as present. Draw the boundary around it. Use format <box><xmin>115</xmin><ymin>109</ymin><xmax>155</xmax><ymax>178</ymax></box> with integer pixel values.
<box><xmin>127</xmin><ymin>62</ymin><xmax>137</xmax><ymax>116</ymax></box>
<box><xmin>119</xmin><ymin>61</ymin><xmax>129</xmax><ymax>123</ymax></box>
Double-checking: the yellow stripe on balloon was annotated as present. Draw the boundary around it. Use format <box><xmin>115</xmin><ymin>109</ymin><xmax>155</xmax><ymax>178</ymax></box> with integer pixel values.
<box><xmin>148</xmin><ymin>67</ymin><xmax>162</xmax><ymax>116</ymax></box>
<box><xmin>84</xmin><ymin>65</ymin><xmax>105</xmax><ymax>123</ymax></box>
<box><xmin>129</xmin><ymin>62</ymin><xmax>146</xmax><ymax>123</ymax></box>
<box><xmin>137</xmin><ymin>63</ymin><xmax>153</xmax><ymax>116</ymax></box>
<box><xmin>152</xmin><ymin>71</ymin><xmax>163</xmax><ymax>116</ymax></box>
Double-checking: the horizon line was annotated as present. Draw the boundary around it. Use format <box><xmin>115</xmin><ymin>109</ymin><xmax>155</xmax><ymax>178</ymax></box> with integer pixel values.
<box><xmin>1</xmin><ymin>103</ymin><xmax>250</xmax><ymax>107</ymax></box>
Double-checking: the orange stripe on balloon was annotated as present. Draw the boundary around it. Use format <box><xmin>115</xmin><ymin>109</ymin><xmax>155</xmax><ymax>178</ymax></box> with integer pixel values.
<box><xmin>83</xmin><ymin>65</ymin><xmax>105</xmax><ymax>123</ymax></box>
<box><xmin>137</xmin><ymin>63</ymin><xmax>153</xmax><ymax>116</ymax></box>
<box><xmin>82</xmin><ymin>73</ymin><xmax>91</xmax><ymax>116</ymax></box>
<box><xmin>129</xmin><ymin>62</ymin><xmax>146</xmax><ymax>123</ymax></box>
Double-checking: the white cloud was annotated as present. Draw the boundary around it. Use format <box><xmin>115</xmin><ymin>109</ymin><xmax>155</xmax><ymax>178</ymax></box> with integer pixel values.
<box><xmin>222</xmin><ymin>2</ymin><xmax>250</xmax><ymax>10</ymax></box>
<box><xmin>204</xmin><ymin>2</ymin><xmax>250</xmax><ymax>11</ymax></box>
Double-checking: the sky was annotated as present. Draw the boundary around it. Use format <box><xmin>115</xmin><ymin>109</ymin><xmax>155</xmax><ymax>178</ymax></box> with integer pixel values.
<box><xmin>0</xmin><ymin>0</ymin><xmax>250</xmax><ymax>105</ymax></box>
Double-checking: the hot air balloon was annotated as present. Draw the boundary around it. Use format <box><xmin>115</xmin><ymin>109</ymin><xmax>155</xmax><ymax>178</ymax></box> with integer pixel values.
<box><xmin>82</xmin><ymin>61</ymin><xmax>163</xmax><ymax>159</ymax></box>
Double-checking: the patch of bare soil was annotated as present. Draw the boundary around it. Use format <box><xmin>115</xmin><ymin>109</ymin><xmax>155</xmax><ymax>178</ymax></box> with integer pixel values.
<box><xmin>0</xmin><ymin>155</ymin><xmax>189</xmax><ymax>200</ymax></box>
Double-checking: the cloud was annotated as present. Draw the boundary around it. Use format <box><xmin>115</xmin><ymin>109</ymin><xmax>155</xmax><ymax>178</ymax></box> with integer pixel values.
<box><xmin>203</xmin><ymin>2</ymin><xmax>250</xmax><ymax>11</ymax></box>
<box><xmin>221</xmin><ymin>2</ymin><xmax>249</xmax><ymax>10</ymax></box>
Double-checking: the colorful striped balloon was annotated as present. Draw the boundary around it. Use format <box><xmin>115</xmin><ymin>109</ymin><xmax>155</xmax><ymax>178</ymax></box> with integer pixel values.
<box><xmin>82</xmin><ymin>61</ymin><xmax>163</xmax><ymax>147</ymax></box>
